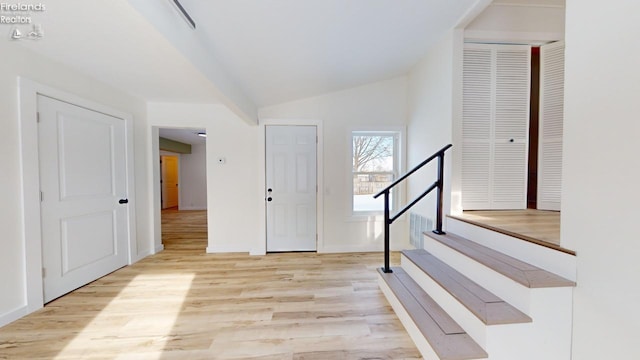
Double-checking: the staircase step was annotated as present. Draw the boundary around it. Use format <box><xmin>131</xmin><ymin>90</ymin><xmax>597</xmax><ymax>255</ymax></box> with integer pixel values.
<box><xmin>402</xmin><ymin>249</ymin><xmax>532</xmax><ymax>325</ymax></box>
<box><xmin>425</xmin><ymin>232</ymin><xmax>575</xmax><ymax>288</ymax></box>
<box><xmin>378</xmin><ymin>267</ymin><xmax>488</xmax><ymax>360</ymax></box>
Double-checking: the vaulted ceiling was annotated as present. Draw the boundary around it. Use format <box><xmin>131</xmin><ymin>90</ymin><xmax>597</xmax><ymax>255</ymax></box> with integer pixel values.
<box><xmin>178</xmin><ymin>0</ymin><xmax>478</xmax><ymax>106</ymax></box>
<box><xmin>15</xmin><ymin>0</ymin><xmax>542</xmax><ymax>121</ymax></box>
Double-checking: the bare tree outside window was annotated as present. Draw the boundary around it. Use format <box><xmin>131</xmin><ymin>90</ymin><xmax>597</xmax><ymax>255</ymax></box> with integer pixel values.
<box><xmin>352</xmin><ymin>135</ymin><xmax>393</xmax><ymax>172</ymax></box>
<box><xmin>352</xmin><ymin>133</ymin><xmax>397</xmax><ymax>212</ymax></box>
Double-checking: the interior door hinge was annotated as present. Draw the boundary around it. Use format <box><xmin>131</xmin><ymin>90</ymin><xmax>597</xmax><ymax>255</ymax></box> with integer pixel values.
<box><xmin>40</xmin><ymin>191</ymin><xmax>43</xmax><ymax>202</ymax></box>
<box><xmin>42</xmin><ymin>268</ymin><xmax>46</xmax><ymax>277</ymax></box>
<box><xmin>36</xmin><ymin>112</ymin><xmax>40</xmax><ymax>123</ymax></box>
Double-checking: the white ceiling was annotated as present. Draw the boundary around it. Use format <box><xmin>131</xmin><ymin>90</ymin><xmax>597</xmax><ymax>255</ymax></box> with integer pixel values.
<box><xmin>15</xmin><ymin>0</ymin><xmax>222</xmax><ymax>103</ymax></box>
<box><xmin>159</xmin><ymin>128</ymin><xmax>207</xmax><ymax>146</ymax></box>
<box><xmin>178</xmin><ymin>0</ymin><xmax>478</xmax><ymax>106</ymax></box>
<box><xmin>12</xmin><ymin>0</ymin><xmax>502</xmax><ymax>112</ymax></box>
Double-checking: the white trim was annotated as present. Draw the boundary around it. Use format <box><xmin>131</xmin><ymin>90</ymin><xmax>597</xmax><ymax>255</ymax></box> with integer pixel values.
<box><xmin>347</xmin><ymin>125</ymin><xmax>407</xmax><ymax>221</ymax></box>
<box><xmin>0</xmin><ymin>306</ymin><xmax>28</xmax><ymax>328</ymax></box>
<box><xmin>455</xmin><ymin>0</ymin><xmax>493</xmax><ymax>29</ymax></box>
<box><xmin>257</xmin><ymin>119</ymin><xmax>324</xmax><ymax>255</ymax></box>
<box><xmin>18</xmin><ymin>77</ymin><xmax>137</xmax><ymax>315</ymax></box>
<box><xmin>207</xmin><ymin>244</ymin><xmax>250</xmax><ymax>253</ymax></box>
<box><xmin>152</xmin><ymin>126</ymin><xmax>210</xmax><ymax>254</ymax></box>
<box><xmin>464</xmin><ymin>30</ymin><xmax>564</xmax><ymax>46</ymax></box>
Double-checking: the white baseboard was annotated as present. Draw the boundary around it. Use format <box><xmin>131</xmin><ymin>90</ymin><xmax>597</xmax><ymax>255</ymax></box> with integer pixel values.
<box><xmin>249</xmin><ymin>248</ymin><xmax>266</xmax><ymax>256</ymax></box>
<box><xmin>319</xmin><ymin>244</ymin><xmax>381</xmax><ymax>253</ymax></box>
<box><xmin>319</xmin><ymin>241</ymin><xmax>411</xmax><ymax>254</ymax></box>
<box><xmin>132</xmin><ymin>249</ymin><xmax>153</xmax><ymax>263</ymax></box>
<box><xmin>0</xmin><ymin>305</ymin><xmax>28</xmax><ymax>328</ymax></box>
<box><xmin>206</xmin><ymin>244</ymin><xmax>250</xmax><ymax>253</ymax></box>
<box><xmin>154</xmin><ymin>244</ymin><xmax>164</xmax><ymax>254</ymax></box>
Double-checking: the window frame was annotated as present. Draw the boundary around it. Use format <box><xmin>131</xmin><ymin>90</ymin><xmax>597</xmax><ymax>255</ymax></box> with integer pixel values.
<box><xmin>349</xmin><ymin>128</ymin><xmax>405</xmax><ymax>218</ymax></box>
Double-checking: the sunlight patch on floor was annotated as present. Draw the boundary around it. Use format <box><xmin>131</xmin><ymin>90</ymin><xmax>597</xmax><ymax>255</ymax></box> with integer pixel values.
<box><xmin>56</xmin><ymin>273</ymin><xmax>195</xmax><ymax>359</ymax></box>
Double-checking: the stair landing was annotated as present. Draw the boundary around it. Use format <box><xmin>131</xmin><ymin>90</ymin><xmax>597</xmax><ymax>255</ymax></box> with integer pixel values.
<box><xmin>448</xmin><ymin>210</ymin><xmax>575</xmax><ymax>255</ymax></box>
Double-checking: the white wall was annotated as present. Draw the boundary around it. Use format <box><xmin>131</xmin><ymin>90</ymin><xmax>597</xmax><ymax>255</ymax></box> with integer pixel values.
<box><xmin>465</xmin><ymin>2</ymin><xmax>565</xmax><ymax>43</ymax></box>
<box><xmin>406</xmin><ymin>30</ymin><xmax>461</xmax><ymax>227</ymax></box>
<box><xmin>179</xmin><ymin>144</ymin><xmax>208</xmax><ymax>210</ymax></box>
<box><xmin>127</xmin><ymin>0</ymin><xmax>257</xmax><ymax>124</ymax></box>
<box><xmin>562</xmin><ymin>0</ymin><xmax>640</xmax><ymax>358</ymax></box>
<box><xmin>147</xmin><ymin>103</ymin><xmax>261</xmax><ymax>253</ymax></box>
<box><xmin>0</xmin><ymin>41</ymin><xmax>150</xmax><ymax>326</ymax></box>
<box><xmin>259</xmin><ymin>77</ymin><xmax>409</xmax><ymax>252</ymax></box>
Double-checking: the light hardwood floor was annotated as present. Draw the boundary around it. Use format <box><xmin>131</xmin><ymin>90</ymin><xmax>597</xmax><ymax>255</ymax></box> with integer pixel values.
<box><xmin>449</xmin><ymin>209</ymin><xmax>574</xmax><ymax>254</ymax></box>
<box><xmin>0</xmin><ymin>210</ymin><xmax>421</xmax><ymax>359</ymax></box>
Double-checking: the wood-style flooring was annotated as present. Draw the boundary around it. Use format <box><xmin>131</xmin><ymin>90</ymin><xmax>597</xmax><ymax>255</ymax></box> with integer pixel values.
<box><xmin>0</xmin><ymin>209</ymin><xmax>421</xmax><ymax>359</ymax></box>
<box><xmin>449</xmin><ymin>209</ymin><xmax>574</xmax><ymax>255</ymax></box>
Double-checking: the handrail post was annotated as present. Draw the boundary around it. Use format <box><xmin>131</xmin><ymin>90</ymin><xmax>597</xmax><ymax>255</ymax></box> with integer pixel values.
<box><xmin>383</xmin><ymin>190</ymin><xmax>392</xmax><ymax>273</ymax></box>
<box><xmin>433</xmin><ymin>152</ymin><xmax>446</xmax><ymax>235</ymax></box>
<box><xmin>373</xmin><ymin>144</ymin><xmax>451</xmax><ymax>272</ymax></box>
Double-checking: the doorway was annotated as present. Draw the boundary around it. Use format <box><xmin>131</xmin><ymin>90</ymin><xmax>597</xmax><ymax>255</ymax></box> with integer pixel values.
<box><xmin>157</xmin><ymin>128</ymin><xmax>208</xmax><ymax>251</ymax></box>
<box><xmin>265</xmin><ymin>125</ymin><xmax>317</xmax><ymax>252</ymax></box>
<box><xmin>161</xmin><ymin>155</ymin><xmax>179</xmax><ymax>209</ymax></box>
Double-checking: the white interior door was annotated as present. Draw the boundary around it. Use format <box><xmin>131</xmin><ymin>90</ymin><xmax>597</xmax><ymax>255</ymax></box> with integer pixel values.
<box><xmin>266</xmin><ymin>126</ymin><xmax>317</xmax><ymax>252</ymax></box>
<box><xmin>538</xmin><ymin>41</ymin><xmax>565</xmax><ymax>211</ymax></box>
<box><xmin>462</xmin><ymin>44</ymin><xmax>531</xmax><ymax>210</ymax></box>
<box><xmin>38</xmin><ymin>95</ymin><xmax>129</xmax><ymax>303</ymax></box>
<box><xmin>161</xmin><ymin>155</ymin><xmax>179</xmax><ymax>209</ymax></box>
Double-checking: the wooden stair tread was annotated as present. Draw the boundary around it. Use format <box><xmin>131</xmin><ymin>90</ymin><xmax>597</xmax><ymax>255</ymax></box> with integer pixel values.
<box><xmin>447</xmin><ymin>213</ymin><xmax>576</xmax><ymax>256</ymax></box>
<box><xmin>402</xmin><ymin>249</ymin><xmax>532</xmax><ymax>325</ymax></box>
<box><xmin>425</xmin><ymin>232</ymin><xmax>576</xmax><ymax>288</ymax></box>
<box><xmin>378</xmin><ymin>268</ymin><xmax>488</xmax><ymax>360</ymax></box>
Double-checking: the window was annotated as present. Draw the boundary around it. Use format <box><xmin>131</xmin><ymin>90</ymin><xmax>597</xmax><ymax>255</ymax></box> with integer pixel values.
<box><xmin>351</xmin><ymin>131</ymin><xmax>400</xmax><ymax>213</ymax></box>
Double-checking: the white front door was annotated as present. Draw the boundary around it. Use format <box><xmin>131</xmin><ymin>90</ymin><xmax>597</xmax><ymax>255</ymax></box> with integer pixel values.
<box><xmin>266</xmin><ymin>126</ymin><xmax>317</xmax><ymax>252</ymax></box>
<box><xmin>38</xmin><ymin>95</ymin><xmax>129</xmax><ymax>303</ymax></box>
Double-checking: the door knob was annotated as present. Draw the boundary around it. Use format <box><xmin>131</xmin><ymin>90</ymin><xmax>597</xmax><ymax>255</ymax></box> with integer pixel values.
<box><xmin>119</xmin><ymin>199</ymin><xmax>129</xmax><ymax>204</ymax></box>
<box><xmin>509</xmin><ymin>139</ymin><xmax>514</xmax><ymax>143</ymax></box>
<box><xmin>267</xmin><ymin>188</ymin><xmax>273</xmax><ymax>193</ymax></box>
<box><xmin>267</xmin><ymin>197</ymin><xmax>272</xmax><ymax>202</ymax></box>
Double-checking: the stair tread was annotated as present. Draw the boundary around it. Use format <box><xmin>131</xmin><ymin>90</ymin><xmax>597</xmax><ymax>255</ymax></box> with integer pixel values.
<box><xmin>378</xmin><ymin>267</ymin><xmax>488</xmax><ymax>360</ymax></box>
<box><xmin>402</xmin><ymin>249</ymin><xmax>532</xmax><ymax>325</ymax></box>
<box><xmin>425</xmin><ymin>232</ymin><xmax>576</xmax><ymax>288</ymax></box>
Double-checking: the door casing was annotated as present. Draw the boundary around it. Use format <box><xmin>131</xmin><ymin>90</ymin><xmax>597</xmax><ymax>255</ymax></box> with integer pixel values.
<box><xmin>265</xmin><ymin>125</ymin><xmax>318</xmax><ymax>252</ymax></box>
<box><xmin>256</xmin><ymin>119</ymin><xmax>324</xmax><ymax>255</ymax></box>
<box><xmin>18</xmin><ymin>78</ymin><xmax>137</xmax><ymax>314</ymax></box>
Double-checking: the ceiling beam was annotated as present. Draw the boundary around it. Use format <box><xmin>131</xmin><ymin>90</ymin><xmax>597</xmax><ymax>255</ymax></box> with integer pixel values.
<box><xmin>128</xmin><ymin>0</ymin><xmax>258</xmax><ymax>125</ymax></box>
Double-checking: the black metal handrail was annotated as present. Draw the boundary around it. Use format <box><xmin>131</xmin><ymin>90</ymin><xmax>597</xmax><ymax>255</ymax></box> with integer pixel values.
<box><xmin>373</xmin><ymin>143</ymin><xmax>452</xmax><ymax>273</ymax></box>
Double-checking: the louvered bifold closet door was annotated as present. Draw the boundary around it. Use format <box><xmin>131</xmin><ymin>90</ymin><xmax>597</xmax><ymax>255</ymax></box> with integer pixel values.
<box><xmin>538</xmin><ymin>41</ymin><xmax>565</xmax><ymax>211</ymax></box>
<box><xmin>492</xmin><ymin>46</ymin><xmax>531</xmax><ymax>209</ymax></box>
<box><xmin>462</xmin><ymin>44</ymin><xmax>531</xmax><ymax>210</ymax></box>
<box><xmin>462</xmin><ymin>46</ymin><xmax>492</xmax><ymax>209</ymax></box>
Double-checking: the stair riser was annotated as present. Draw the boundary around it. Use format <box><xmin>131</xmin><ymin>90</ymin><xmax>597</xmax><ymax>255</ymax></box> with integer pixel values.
<box><xmin>483</xmin><ymin>289</ymin><xmax>572</xmax><ymax>360</ymax></box>
<box><xmin>446</xmin><ymin>217</ymin><xmax>576</xmax><ymax>281</ymax></box>
<box><xmin>423</xmin><ymin>235</ymin><xmax>532</xmax><ymax>314</ymax></box>
<box><xmin>403</xmin><ymin>251</ymin><xmax>573</xmax><ymax>359</ymax></box>
<box><xmin>401</xmin><ymin>254</ymin><xmax>488</xmax><ymax>348</ymax></box>
<box><xmin>377</xmin><ymin>274</ymin><xmax>487</xmax><ymax>360</ymax></box>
